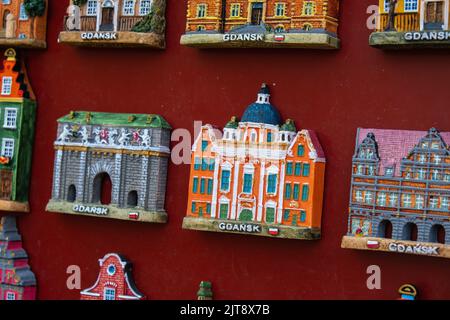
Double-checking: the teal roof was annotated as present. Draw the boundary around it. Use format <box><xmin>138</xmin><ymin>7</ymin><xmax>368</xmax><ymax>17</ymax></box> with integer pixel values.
<box><xmin>57</xmin><ymin>111</ymin><xmax>171</xmax><ymax>129</ymax></box>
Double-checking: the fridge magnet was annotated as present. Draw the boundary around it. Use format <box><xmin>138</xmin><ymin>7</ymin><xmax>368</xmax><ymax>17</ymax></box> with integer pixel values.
<box><xmin>370</xmin><ymin>0</ymin><xmax>450</xmax><ymax>48</ymax></box>
<box><xmin>197</xmin><ymin>281</ymin><xmax>213</xmax><ymax>300</ymax></box>
<box><xmin>80</xmin><ymin>253</ymin><xmax>145</xmax><ymax>300</ymax></box>
<box><xmin>341</xmin><ymin>128</ymin><xmax>450</xmax><ymax>259</ymax></box>
<box><xmin>0</xmin><ymin>216</ymin><xmax>37</xmax><ymax>300</ymax></box>
<box><xmin>398</xmin><ymin>284</ymin><xmax>417</xmax><ymax>300</ymax></box>
<box><xmin>180</xmin><ymin>0</ymin><xmax>340</xmax><ymax>49</ymax></box>
<box><xmin>0</xmin><ymin>0</ymin><xmax>47</xmax><ymax>49</ymax></box>
<box><xmin>46</xmin><ymin>111</ymin><xmax>171</xmax><ymax>223</ymax></box>
<box><xmin>58</xmin><ymin>0</ymin><xmax>166</xmax><ymax>48</ymax></box>
<box><xmin>0</xmin><ymin>48</ymin><xmax>37</xmax><ymax>213</ymax></box>
<box><xmin>182</xmin><ymin>83</ymin><xmax>326</xmax><ymax>240</ymax></box>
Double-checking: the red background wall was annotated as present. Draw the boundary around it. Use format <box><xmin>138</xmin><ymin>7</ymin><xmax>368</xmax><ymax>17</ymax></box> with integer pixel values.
<box><xmin>7</xmin><ymin>0</ymin><xmax>450</xmax><ymax>300</ymax></box>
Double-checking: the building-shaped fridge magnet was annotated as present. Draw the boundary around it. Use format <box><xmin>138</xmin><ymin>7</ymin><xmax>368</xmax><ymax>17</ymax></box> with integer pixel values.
<box><xmin>180</xmin><ymin>0</ymin><xmax>340</xmax><ymax>49</ymax></box>
<box><xmin>0</xmin><ymin>216</ymin><xmax>37</xmax><ymax>300</ymax></box>
<box><xmin>46</xmin><ymin>111</ymin><xmax>171</xmax><ymax>223</ymax></box>
<box><xmin>341</xmin><ymin>128</ymin><xmax>450</xmax><ymax>259</ymax></box>
<box><xmin>183</xmin><ymin>84</ymin><xmax>326</xmax><ymax>240</ymax></box>
<box><xmin>80</xmin><ymin>253</ymin><xmax>145</xmax><ymax>300</ymax></box>
<box><xmin>370</xmin><ymin>0</ymin><xmax>450</xmax><ymax>48</ymax></box>
<box><xmin>58</xmin><ymin>0</ymin><xmax>166</xmax><ymax>48</ymax></box>
<box><xmin>0</xmin><ymin>49</ymin><xmax>36</xmax><ymax>213</ymax></box>
<box><xmin>0</xmin><ymin>0</ymin><xmax>47</xmax><ymax>49</ymax></box>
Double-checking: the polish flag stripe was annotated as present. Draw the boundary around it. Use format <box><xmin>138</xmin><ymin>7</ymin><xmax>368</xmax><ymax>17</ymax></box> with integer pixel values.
<box><xmin>274</xmin><ymin>35</ymin><xmax>285</xmax><ymax>42</ymax></box>
<box><xmin>268</xmin><ymin>228</ymin><xmax>279</xmax><ymax>235</ymax></box>
<box><xmin>367</xmin><ymin>240</ymin><xmax>380</xmax><ymax>249</ymax></box>
<box><xmin>129</xmin><ymin>212</ymin><xmax>139</xmax><ymax>220</ymax></box>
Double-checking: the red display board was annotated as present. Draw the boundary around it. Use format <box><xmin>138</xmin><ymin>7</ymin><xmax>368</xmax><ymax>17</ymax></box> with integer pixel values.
<box><xmin>10</xmin><ymin>0</ymin><xmax>450</xmax><ymax>300</ymax></box>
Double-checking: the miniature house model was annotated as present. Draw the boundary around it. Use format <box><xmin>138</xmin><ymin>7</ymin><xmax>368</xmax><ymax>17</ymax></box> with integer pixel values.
<box><xmin>58</xmin><ymin>0</ymin><xmax>166</xmax><ymax>48</ymax></box>
<box><xmin>183</xmin><ymin>84</ymin><xmax>326</xmax><ymax>240</ymax></box>
<box><xmin>0</xmin><ymin>216</ymin><xmax>37</xmax><ymax>300</ymax></box>
<box><xmin>0</xmin><ymin>0</ymin><xmax>47</xmax><ymax>48</ymax></box>
<box><xmin>0</xmin><ymin>48</ymin><xmax>36</xmax><ymax>213</ymax></box>
<box><xmin>341</xmin><ymin>128</ymin><xmax>450</xmax><ymax>259</ymax></box>
<box><xmin>80</xmin><ymin>253</ymin><xmax>145</xmax><ymax>300</ymax></box>
<box><xmin>370</xmin><ymin>0</ymin><xmax>450</xmax><ymax>48</ymax></box>
<box><xmin>46</xmin><ymin>111</ymin><xmax>171</xmax><ymax>223</ymax></box>
<box><xmin>180</xmin><ymin>0</ymin><xmax>340</xmax><ymax>49</ymax></box>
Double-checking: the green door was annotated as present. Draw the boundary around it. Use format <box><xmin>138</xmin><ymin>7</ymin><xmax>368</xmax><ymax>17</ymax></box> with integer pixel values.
<box><xmin>292</xmin><ymin>214</ymin><xmax>298</xmax><ymax>226</ymax></box>
<box><xmin>239</xmin><ymin>209</ymin><xmax>253</xmax><ymax>221</ymax></box>
<box><xmin>198</xmin><ymin>207</ymin><xmax>203</xmax><ymax>217</ymax></box>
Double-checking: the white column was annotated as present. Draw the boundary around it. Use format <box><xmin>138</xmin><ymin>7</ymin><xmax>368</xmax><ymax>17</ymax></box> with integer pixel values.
<box><xmin>140</xmin><ymin>156</ymin><xmax>149</xmax><ymax>208</ymax></box>
<box><xmin>420</xmin><ymin>0</ymin><xmax>425</xmax><ymax>31</ymax></box>
<box><xmin>52</xmin><ymin>149</ymin><xmax>64</xmax><ymax>199</ymax></box>
<box><xmin>257</xmin><ymin>161</ymin><xmax>266</xmax><ymax>222</ymax></box>
<box><xmin>112</xmin><ymin>153</ymin><xmax>122</xmax><ymax>205</ymax></box>
<box><xmin>211</xmin><ymin>155</ymin><xmax>220</xmax><ymax>218</ymax></box>
<box><xmin>277</xmin><ymin>162</ymin><xmax>286</xmax><ymax>224</ymax></box>
<box><xmin>231</xmin><ymin>160</ymin><xmax>240</xmax><ymax>220</ymax></box>
<box><xmin>96</xmin><ymin>2</ymin><xmax>101</xmax><ymax>31</ymax></box>
<box><xmin>444</xmin><ymin>0</ymin><xmax>449</xmax><ymax>30</ymax></box>
<box><xmin>78</xmin><ymin>151</ymin><xmax>87</xmax><ymax>202</ymax></box>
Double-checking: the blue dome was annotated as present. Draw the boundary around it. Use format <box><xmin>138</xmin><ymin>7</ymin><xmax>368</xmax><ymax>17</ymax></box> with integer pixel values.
<box><xmin>241</xmin><ymin>102</ymin><xmax>282</xmax><ymax>126</ymax></box>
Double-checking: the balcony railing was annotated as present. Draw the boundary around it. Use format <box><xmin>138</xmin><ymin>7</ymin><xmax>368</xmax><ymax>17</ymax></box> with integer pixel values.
<box><xmin>63</xmin><ymin>16</ymin><xmax>144</xmax><ymax>32</ymax></box>
<box><xmin>378</xmin><ymin>13</ymin><xmax>420</xmax><ymax>32</ymax></box>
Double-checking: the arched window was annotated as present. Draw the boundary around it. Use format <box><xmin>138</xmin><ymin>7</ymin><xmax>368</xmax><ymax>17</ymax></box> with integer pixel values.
<box><xmin>429</xmin><ymin>224</ymin><xmax>446</xmax><ymax>244</ymax></box>
<box><xmin>127</xmin><ymin>190</ymin><xmax>138</xmax><ymax>207</ymax></box>
<box><xmin>239</xmin><ymin>209</ymin><xmax>253</xmax><ymax>221</ymax></box>
<box><xmin>3</xmin><ymin>10</ymin><xmax>10</xmax><ymax>29</ymax></box>
<box><xmin>92</xmin><ymin>172</ymin><xmax>112</xmax><ymax>205</ymax></box>
<box><xmin>67</xmin><ymin>185</ymin><xmax>76</xmax><ymax>203</ymax></box>
<box><xmin>402</xmin><ymin>222</ymin><xmax>418</xmax><ymax>241</ymax></box>
<box><xmin>274</xmin><ymin>25</ymin><xmax>285</xmax><ymax>33</ymax></box>
<box><xmin>302</xmin><ymin>23</ymin><xmax>313</xmax><ymax>31</ymax></box>
<box><xmin>377</xmin><ymin>220</ymin><xmax>393</xmax><ymax>239</ymax></box>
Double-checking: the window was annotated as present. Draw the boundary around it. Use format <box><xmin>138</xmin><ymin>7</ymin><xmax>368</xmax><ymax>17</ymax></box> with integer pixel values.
<box><xmin>302</xmin><ymin>2</ymin><xmax>315</xmax><ymax>16</ymax></box>
<box><xmin>19</xmin><ymin>3</ymin><xmax>28</xmax><ymax>20</ymax></box>
<box><xmin>267</xmin><ymin>132</ymin><xmax>272</xmax><ymax>143</ymax></box>
<box><xmin>139</xmin><ymin>0</ymin><xmax>152</xmax><ymax>15</ymax></box>
<box><xmin>275</xmin><ymin>3</ymin><xmax>286</xmax><ymax>16</ymax></box>
<box><xmin>127</xmin><ymin>190</ymin><xmax>138</xmax><ymax>207</ymax></box>
<box><xmin>3</xmin><ymin>108</ymin><xmax>17</xmax><ymax>128</ymax></box>
<box><xmin>385</xmin><ymin>167</ymin><xmax>394</xmax><ymax>176</ymax></box>
<box><xmin>196</xmin><ymin>25</ymin><xmax>206</xmax><ymax>31</ymax></box>
<box><xmin>201</xmin><ymin>158</ymin><xmax>208</xmax><ymax>171</ymax></box>
<box><xmin>3</xmin><ymin>0</ymin><xmax>11</xmax><ymax>4</ymax></box>
<box><xmin>355</xmin><ymin>190</ymin><xmax>363</xmax><ymax>202</ymax></box>
<box><xmin>194</xmin><ymin>157</ymin><xmax>201</xmax><ymax>170</ymax></box>
<box><xmin>285</xmin><ymin>183</ymin><xmax>292</xmax><ymax>199</ymax></box>
<box><xmin>267</xmin><ymin>174</ymin><xmax>277</xmax><ymax>194</ymax></box>
<box><xmin>368</xmin><ymin>165</ymin><xmax>375</xmax><ymax>176</ymax></box>
<box><xmin>404</xmin><ymin>0</ymin><xmax>418</xmax><ymax>12</ymax></box>
<box><xmin>191</xmin><ymin>201</ymin><xmax>196</xmax><ymax>213</ymax></box>
<box><xmin>220</xmin><ymin>170</ymin><xmax>231</xmax><ymax>191</ymax></box>
<box><xmin>243</xmin><ymin>173</ymin><xmax>253</xmax><ymax>193</ymax></box>
<box><xmin>434</xmin><ymin>155</ymin><xmax>441</xmax><ymax>164</ymax></box>
<box><xmin>429</xmin><ymin>196</ymin><xmax>438</xmax><ymax>209</ymax></box>
<box><xmin>302</xmin><ymin>163</ymin><xmax>310</xmax><ymax>177</ymax></box>
<box><xmin>123</xmin><ymin>0</ymin><xmax>135</xmax><ymax>15</ymax></box>
<box><xmin>208</xmin><ymin>159</ymin><xmax>215</xmax><ymax>171</ymax></box>
<box><xmin>294</xmin><ymin>163</ymin><xmax>302</xmax><ymax>176</ymax></box>
<box><xmin>302</xmin><ymin>23</ymin><xmax>313</xmax><ymax>31</ymax></box>
<box><xmin>107</xmin><ymin>264</ymin><xmax>116</xmax><ymax>276</ymax></box>
<box><xmin>364</xmin><ymin>191</ymin><xmax>373</xmax><ymax>204</ymax></box>
<box><xmin>275</xmin><ymin>25</ymin><xmax>285</xmax><ymax>33</ymax></box>
<box><xmin>207</xmin><ymin>179</ymin><xmax>213</xmax><ymax>195</ymax></box>
<box><xmin>389</xmin><ymin>193</ymin><xmax>398</xmax><ymax>207</ymax></box>
<box><xmin>1</xmin><ymin>138</ymin><xmax>14</xmax><ymax>158</ymax></box>
<box><xmin>415</xmin><ymin>195</ymin><xmax>424</xmax><ymax>209</ymax></box>
<box><xmin>201</xmin><ymin>140</ymin><xmax>208</xmax><ymax>151</ymax></box>
<box><xmin>417</xmin><ymin>168</ymin><xmax>426</xmax><ymax>180</ymax></box>
<box><xmin>301</xmin><ymin>185</ymin><xmax>310</xmax><ymax>201</ymax></box>
<box><xmin>286</xmin><ymin>162</ymin><xmax>293</xmax><ymax>175</ymax></box>
<box><xmin>192</xmin><ymin>177</ymin><xmax>199</xmax><ymax>193</ymax></box>
<box><xmin>283</xmin><ymin>209</ymin><xmax>290</xmax><ymax>221</ymax></box>
<box><xmin>402</xmin><ymin>194</ymin><xmax>412</xmax><ymax>208</ymax></box>
<box><xmin>104</xmin><ymin>288</ymin><xmax>116</xmax><ymax>300</ymax></box>
<box><xmin>356</xmin><ymin>165</ymin><xmax>364</xmax><ymax>175</ymax></box>
<box><xmin>441</xmin><ymin>197</ymin><xmax>449</xmax><ymax>210</ymax></box>
<box><xmin>87</xmin><ymin>0</ymin><xmax>98</xmax><ymax>15</ymax></box>
<box><xmin>383</xmin><ymin>0</ymin><xmax>390</xmax><ymax>12</ymax></box>
<box><xmin>377</xmin><ymin>192</ymin><xmax>386</xmax><ymax>206</ymax></box>
<box><xmin>206</xmin><ymin>203</ymin><xmax>211</xmax><ymax>214</ymax></box>
<box><xmin>1</xmin><ymin>76</ymin><xmax>12</xmax><ymax>95</ymax></box>
<box><xmin>431</xmin><ymin>170</ymin><xmax>440</xmax><ymax>180</ymax></box>
<box><xmin>297</xmin><ymin>145</ymin><xmax>304</xmax><ymax>156</ymax></box>
<box><xmin>67</xmin><ymin>185</ymin><xmax>76</xmax><ymax>203</ymax></box>
<box><xmin>197</xmin><ymin>4</ymin><xmax>207</xmax><ymax>18</ymax></box>
<box><xmin>293</xmin><ymin>184</ymin><xmax>300</xmax><ymax>200</ymax></box>
<box><xmin>300</xmin><ymin>210</ymin><xmax>306</xmax><ymax>222</ymax></box>
<box><xmin>266</xmin><ymin>207</ymin><xmax>275</xmax><ymax>223</ymax></box>
<box><xmin>219</xmin><ymin>203</ymin><xmax>228</xmax><ymax>219</ymax></box>
<box><xmin>6</xmin><ymin>292</ymin><xmax>15</xmax><ymax>300</ymax></box>
<box><xmin>200</xmin><ymin>178</ymin><xmax>206</xmax><ymax>194</ymax></box>
<box><xmin>230</xmin><ymin>3</ymin><xmax>240</xmax><ymax>17</ymax></box>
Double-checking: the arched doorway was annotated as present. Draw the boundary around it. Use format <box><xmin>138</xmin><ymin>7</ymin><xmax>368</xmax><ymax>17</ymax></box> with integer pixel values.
<box><xmin>127</xmin><ymin>190</ymin><xmax>138</xmax><ymax>208</ymax></box>
<box><xmin>100</xmin><ymin>0</ymin><xmax>115</xmax><ymax>31</ymax></box>
<box><xmin>429</xmin><ymin>224</ymin><xmax>446</xmax><ymax>244</ymax></box>
<box><xmin>402</xmin><ymin>222</ymin><xmax>418</xmax><ymax>241</ymax></box>
<box><xmin>377</xmin><ymin>220</ymin><xmax>393</xmax><ymax>239</ymax></box>
<box><xmin>67</xmin><ymin>185</ymin><xmax>76</xmax><ymax>203</ymax></box>
<box><xmin>424</xmin><ymin>0</ymin><xmax>445</xmax><ymax>30</ymax></box>
<box><xmin>239</xmin><ymin>209</ymin><xmax>253</xmax><ymax>221</ymax></box>
<box><xmin>92</xmin><ymin>172</ymin><xmax>112</xmax><ymax>205</ymax></box>
<box><xmin>2</xmin><ymin>10</ymin><xmax>10</xmax><ymax>30</ymax></box>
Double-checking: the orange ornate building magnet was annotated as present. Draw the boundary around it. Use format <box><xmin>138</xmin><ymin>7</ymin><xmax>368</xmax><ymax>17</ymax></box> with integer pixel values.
<box><xmin>182</xmin><ymin>84</ymin><xmax>326</xmax><ymax>240</ymax></box>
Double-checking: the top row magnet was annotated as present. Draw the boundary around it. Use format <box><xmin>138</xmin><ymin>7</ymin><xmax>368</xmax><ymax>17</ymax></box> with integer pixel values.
<box><xmin>0</xmin><ymin>0</ymin><xmax>448</xmax><ymax>50</ymax></box>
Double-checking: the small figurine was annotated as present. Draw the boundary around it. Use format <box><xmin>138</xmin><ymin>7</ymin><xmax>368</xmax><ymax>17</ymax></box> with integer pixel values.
<box><xmin>341</xmin><ymin>128</ymin><xmax>450</xmax><ymax>259</ymax></box>
<box><xmin>0</xmin><ymin>48</ymin><xmax>37</xmax><ymax>213</ymax></box>
<box><xmin>398</xmin><ymin>284</ymin><xmax>417</xmax><ymax>300</ymax></box>
<box><xmin>181</xmin><ymin>0</ymin><xmax>340</xmax><ymax>49</ymax></box>
<box><xmin>58</xmin><ymin>0</ymin><xmax>166</xmax><ymax>48</ymax></box>
<box><xmin>370</xmin><ymin>0</ymin><xmax>450</xmax><ymax>48</ymax></box>
<box><xmin>183</xmin><ymin>83</ymin><xmax>326</xmax><ymax>240</ymax></box>
<box><xmin>0</xmin><ymin>0</ymin><xmax>47</xmax><ymax>49</ymax></box>
<box><xmin>0</xmin><ymin>216</ymin><xmax>37</xmax><ymax>300</ymax></box>
<box><xmin>46</xmin><ymin>111</ymin><xmax>171</xmax><ymax>223</ymax></box>
<box><xmin>197</xmin><ymin>281</ymin><xmax>213</xmax><ymax>300</ymax></box>
<box><xmin>80</xmin><ymin>253</ymin><xmax>145</xmax><ymax>300</ymax></box>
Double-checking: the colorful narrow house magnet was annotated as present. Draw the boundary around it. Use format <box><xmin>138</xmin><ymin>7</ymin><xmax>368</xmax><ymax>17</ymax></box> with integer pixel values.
<box><xmin>0</xmin><ymin>48</ymin><xmax>36</xmax><ymax>213</ymax></box>
<box><xmin>341</xmin><ymin>128</ymin><xmax>450</xmax><ymax>259</ymax></box>
<box><xmin>80</xmin><ymin>253</ymin><xmax>145</xmax><ymax>300</ymax></box>
<box><xmin>183</xmin><ymin>84</ymin><xmax>326</xmax><ymax>240</ymax></box>
<box><xmin>180</xmin><ymin>0</ymin><xmax>340</xmax><ymax>49</ymax></box>
<box><xmin>370</xmin><ymin>0</ymin><xmax>450</xmax><ymax>48</ymax></box>
<box><xmin>0</xmin><ymin>0</ymin><xmax>47</xmax><ymax>49</ymax></box>
<box><xmin>46</xmin><ymin>111</ymin><xmax>171</xmax><ymax>223</ymax></box>
<box><xmin>58</xmin><ymin>0</ymin><xmax>166</xmax><ymax>48</ymax></box>
<box><xmin>0</xmin><ymin>216</ymin><xmax>37</xmax><ymax>300</ymax></box>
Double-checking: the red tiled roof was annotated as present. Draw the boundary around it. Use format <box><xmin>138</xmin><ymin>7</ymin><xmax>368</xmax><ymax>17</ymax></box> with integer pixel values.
<box><xmin>306</xmin><ymin>129</ymin><xmax>325</xmax><ymax>160</ymax></box>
